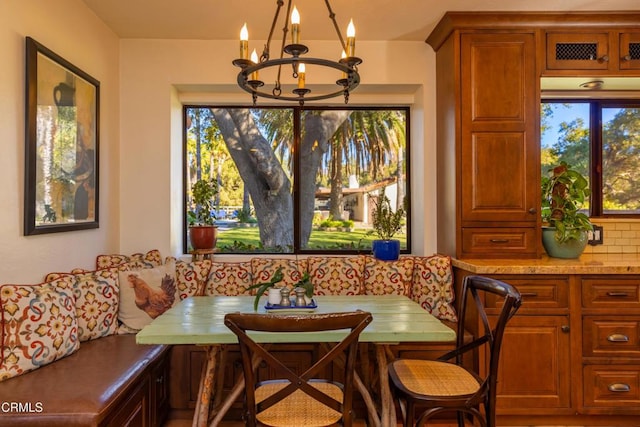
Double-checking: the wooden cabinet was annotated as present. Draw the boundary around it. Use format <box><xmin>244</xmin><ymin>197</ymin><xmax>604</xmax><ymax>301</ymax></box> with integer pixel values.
<box><xmin>484</xmin><ymin>275</ymin><xmax>572</xmax><ymax>412</ymax></box>
<box><xmin>545</xmin><ymin>30</ymin><xmax>640</xmax><ymax>73</ymax></box>
<box><xmin>455</xmin><ymin>262</ymin><xmax>640</xmax><ymax>424</ymax></box>
<box><xmin>428</xmin><ymin>25</ymin><xmax>540</xmax><ymax>259</ymax></box>
<box><xmin>581</xmin><ymin>277</ymin><xmax>640</xmax><ymax>415</ymax></box>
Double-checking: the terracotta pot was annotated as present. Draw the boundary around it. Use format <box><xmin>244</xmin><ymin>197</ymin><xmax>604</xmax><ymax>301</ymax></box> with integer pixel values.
<box><xmin>189</xmin><ymin>225</ymin><xmax>217</xmax><ymax>250</ymax></box>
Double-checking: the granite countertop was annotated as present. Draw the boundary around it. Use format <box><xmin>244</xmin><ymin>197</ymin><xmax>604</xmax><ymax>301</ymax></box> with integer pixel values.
<box><xmin>452</xmin><ymin>253</ymin><xmax>640</xmax><ymax>275</ymax></box>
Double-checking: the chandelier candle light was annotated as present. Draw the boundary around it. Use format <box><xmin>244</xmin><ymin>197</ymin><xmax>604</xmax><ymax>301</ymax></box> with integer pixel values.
<box><xmin>232</xmin><ymin>0</ymin><xmax>362</xmax><ymax>105</ymax></box>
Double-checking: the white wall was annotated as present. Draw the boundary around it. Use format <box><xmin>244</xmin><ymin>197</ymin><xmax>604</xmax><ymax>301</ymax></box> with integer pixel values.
<box><xmin>0</xmin><ymin>0</ymin><xmax>120</xmax><ymax>282</ymax></box>
<box><xmin>119</xmin><ymin>38</ymin><xmax>438</xmax><ymax>258</ymax></box>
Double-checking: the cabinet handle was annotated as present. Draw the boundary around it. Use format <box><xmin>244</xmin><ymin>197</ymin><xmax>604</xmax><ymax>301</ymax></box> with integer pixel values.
<box><xmin>561</xmin><ymin>325</ymin><xmax>570</xmax><ymax>333</ymax></box>
<box><xmin>599</xmin><ymin>55</ymin><xmax>609</xmax><ymax>63</ymax></box>
<box><xmin>606</xmin><ymin>291</ymin><xmax>629</xmax><ymax>297</ymax></box>
<box><xmin>608</xmin><ymin>383</ymin><xmax>631</xmax><ymax>393</ymax></box>
<box><xmin>490</xmin><ymin>239</ymin><xmax>509</xmax><ymax>243</ymax></box>
<box><xmin>528</xmin><ymin>208</ymin><xmax>537</xmax><ymax>214</ymax></box>
<box><xmin>607</xmin><ymin>334</ymin><xmax>630</xmax><ymax>343</ymax></box>
<box><xmin>156</xmin><ymin>376</ymin><xmax>164</xmax><ymax>384</ymax></box>
<box><xmin>623</xmin><ymin>54</ymin><xmax>632</xmax><ymax>61</ymax></box>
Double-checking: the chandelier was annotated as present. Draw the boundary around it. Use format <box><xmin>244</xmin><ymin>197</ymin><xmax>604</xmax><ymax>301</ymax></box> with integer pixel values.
<box><xmin>232</xmin><ymin>0</ymin><xmax>362</xmax><ymax>105</ymax></box>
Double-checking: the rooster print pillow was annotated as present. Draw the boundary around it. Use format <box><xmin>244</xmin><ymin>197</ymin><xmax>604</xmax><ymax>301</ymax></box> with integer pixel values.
<box><xmin>117</xmin><ymin>260</ymin><xmax>177</xmax><ymax>332</ymax></box>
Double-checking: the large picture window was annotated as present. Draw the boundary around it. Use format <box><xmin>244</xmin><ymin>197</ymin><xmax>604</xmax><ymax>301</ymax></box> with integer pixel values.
<box><xmin>184</xmin><ymin>106</ymin><xmax>410</xmax><ymax>254</ymax></box>
<box><xmin>541</xmin><ymin>100</ymin><xmax>640</xmax><ymax>216</ymax></box>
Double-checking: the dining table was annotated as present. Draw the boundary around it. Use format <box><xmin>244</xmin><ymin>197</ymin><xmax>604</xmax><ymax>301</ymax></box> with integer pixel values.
<box><xmin>136</xmin><ymin>294</ymin><xmax>456</xmax><ymax>427</ymax></box>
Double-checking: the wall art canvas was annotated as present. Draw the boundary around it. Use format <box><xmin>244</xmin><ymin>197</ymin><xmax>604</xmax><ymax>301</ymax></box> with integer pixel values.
<box><xmin>24</xmin><ymin>37</ymin><xmax>100</xmax><ymax>235</ymax></box>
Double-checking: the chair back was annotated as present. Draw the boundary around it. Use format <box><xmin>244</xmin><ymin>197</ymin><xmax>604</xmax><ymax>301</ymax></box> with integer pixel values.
<box><xmin>453</xmin><ymin>275</ymin><xmax>522</xmax><ymax>421</ymax></box>
<box><xmin>224</xmin><ymin>311</ymin><xmax>372</xmax><ymax>426</ymax></box>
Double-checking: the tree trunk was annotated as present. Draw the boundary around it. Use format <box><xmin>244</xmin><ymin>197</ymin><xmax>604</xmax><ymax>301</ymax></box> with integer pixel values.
<box><xmin>299</xmin><ymin>111</ymin><xmax>350</xmax><ymax>246</ymax></box>
<box><xmin>211</xmin><ymin>108</ymin><xmax>293</xmax><ymax>249</ymax></box>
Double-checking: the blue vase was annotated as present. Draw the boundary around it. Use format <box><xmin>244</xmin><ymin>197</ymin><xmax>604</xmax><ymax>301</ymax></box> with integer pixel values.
<box><xmin>372</xmin><ymin>239</ymin><xmax>400</xmax><ymax>261</ymax></box>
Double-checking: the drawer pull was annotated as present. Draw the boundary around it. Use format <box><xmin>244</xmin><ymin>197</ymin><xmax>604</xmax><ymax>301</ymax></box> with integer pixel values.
<box><xmin>561</xmin><ymin>325</ymin><xmax>570</xmax><ymax>333</ymax></box>
<box><xmin>608</xmin><ymin>383</ymin><xmax>631</xmax><ymax>393</ymax></box>
<box><xmin>521</xmin><ymin>292</ymin><xmax>538</xmax><ymax>297</ymax></box>
<box><xmin>489</xmin><ymin>239</ymin><xmax>509</xmax><ymax>243</ymax></box>
<box><xmin>607</xmin><ymin>334</ymin><xmax>630</xmax><ymax>343</ymax></box>
<box><xmin>606</xmin><ymin>291</ymin><xmax>629</xmax><ymax>297</ymax></box>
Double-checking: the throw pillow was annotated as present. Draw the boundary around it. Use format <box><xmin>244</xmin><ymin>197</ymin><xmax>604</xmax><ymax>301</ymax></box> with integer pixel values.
<box><xmin>43</xmin><ymin>269</ymin><xmax>119</xmax><ymax>342</ymax></box>
<box><xmin>205</xmin><ymin>261</ymin><xmax>253</xmax><ymax>296</ymax></box>
<box><xmin>96</xmin><ymin>249</ymin><xmax>162</xmax><ymax>269</ymax></box>
<box><xmin>0</xmin><ymin>280</ymin><xmax>79</xmax><ymax>381</ymax></box>
<box><xmin>251</xmin><ymin>258</ymin><xmax>308</xmax><ymax>289</ymax></box>
<box><xmin>308</xmin><ymin>256</ymin><xmax>364</xmax><ymax>296</ymax></box>
<box><xmin>117</xmin><ymin>260</ymin><xmax>177</xmax><ymax>332</ymax></box>
<box><xmin>363</xmin><ymin>256</ymin><xmax>414</xmax><ymax>296</ymax></box>
<box><xmin>171</xmin><ymin>258</ymin><xmax>212</xmax><ymax>298</ymax></box>
<box><xmin>411</xmin><ymin>255</ymin><xmax>457</xmax><ymax>321</ymax></box>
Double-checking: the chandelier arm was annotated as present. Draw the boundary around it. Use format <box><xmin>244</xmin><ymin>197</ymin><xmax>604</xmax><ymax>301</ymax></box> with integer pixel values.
<box><xmin>324</xmin><ymin>0</ymin><xmax>347</xmax><ymax>51</ymax></box>
<box><xmin>264</xmin><ymin>0</ymin><xmax>284</xmax><ymax>56</ymax></box>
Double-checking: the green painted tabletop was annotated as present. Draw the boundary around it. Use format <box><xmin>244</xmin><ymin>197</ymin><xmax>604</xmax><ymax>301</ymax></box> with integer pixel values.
<box><xmin>136</xmin><ymin>295</ymin><xmax>456</xmax><ymax>345</ymax></box>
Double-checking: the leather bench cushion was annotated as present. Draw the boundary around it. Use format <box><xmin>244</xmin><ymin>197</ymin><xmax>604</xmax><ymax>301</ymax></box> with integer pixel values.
<box><xmin>0</xmin><ymin>334</ymin><xmax>168</xmax><ymax>426</ymax></box>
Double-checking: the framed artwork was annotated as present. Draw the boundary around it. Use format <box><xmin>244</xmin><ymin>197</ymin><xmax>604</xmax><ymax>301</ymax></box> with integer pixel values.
<box><xmin>24</xmin><ymin>37</ymin><xmax>100</xmax><ymax>235</ymax></box>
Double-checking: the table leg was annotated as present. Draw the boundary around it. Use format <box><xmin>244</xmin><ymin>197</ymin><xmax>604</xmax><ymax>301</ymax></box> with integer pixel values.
<box><xmin>375</xmin><ymin>344</ymin><xmax>396</xmax><ymax>427</ymax></box>
<box><xmin>208</xmin><ymin>354</ymin><xmax>262</xmax><ymax>427</ymax></box>
<box><xmin>193</xmin><ymin>345</ymin><xmax>218</xmax><ymax>427</ymax></box>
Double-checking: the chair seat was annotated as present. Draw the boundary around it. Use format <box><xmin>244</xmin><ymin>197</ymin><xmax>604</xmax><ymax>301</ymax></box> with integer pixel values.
<box><xmin>390</xmin><ymin>359</ymin><xmax>480</xmax><ymax>397</ymax></box>
<box><xmin>256</xmin><ymin>381</ymin><xmax>343</xmax><ymax>427</ymax></box>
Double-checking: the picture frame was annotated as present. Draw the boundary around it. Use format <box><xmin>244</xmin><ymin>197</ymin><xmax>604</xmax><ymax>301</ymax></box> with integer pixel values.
<box><xmin>24</xmin><ymin>37</ymin><xmax>100</xmax><ymax>235</ymax></box>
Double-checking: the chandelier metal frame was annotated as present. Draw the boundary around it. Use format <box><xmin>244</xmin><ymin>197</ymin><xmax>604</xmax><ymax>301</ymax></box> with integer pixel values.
<box><xmin>232</xmin><ymin>0</ymin><xmax>362</xmax><ymax>105</ymax></box>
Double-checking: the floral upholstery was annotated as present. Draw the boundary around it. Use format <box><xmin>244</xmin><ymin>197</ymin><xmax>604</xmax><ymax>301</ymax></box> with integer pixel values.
<box><xmin>308</xmin><ymin>256</ymin><xmax>364</xmax><ymax>296</ymax></box>
<box><xmin>96</xmin><ymin>249</ymin><xmax>163</xmax><ymax>270</ymax></box>
<box><xmin>43</xmin><ymin>269</ymin><xmax>119</xmax><ymax>342</ymax></box>
<box><xmin>168</xmin><ymin>258</ymin><xmax>212</xmax><ymax>299</ymax></box>
<box><xmin>363</xmin><ymin>256</ymin><xmax>415</xmax><ymax>296</ymax></box>
<box><xmin>411</xmin><ymin>255</ymin><xmax>457</xmax><ymax>321</ymax></box>
<box><xmin>0</xmin><ymin>280</ymin><xmax>79</xmax><ymax>381</ymax></box>
<box><xmin>205</xmin><ymin>261</ymin><xmax>253</xmax><ymax>296</ymax></box>
<box><xmin>250</xmin><ymin>258</ymin><xmax>308</xmax><ymax>288</ymax></box>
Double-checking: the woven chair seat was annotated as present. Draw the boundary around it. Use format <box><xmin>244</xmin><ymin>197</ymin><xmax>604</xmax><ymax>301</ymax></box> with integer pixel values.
<box><xmin>391</xmin><ymin>359</ymin><xmax>480</xmax><ymax>397</ymax></box>
<box><xmin>255</xmin><ymin>381</ymin><xmax>343</xmax><ymax>427</ymax></box>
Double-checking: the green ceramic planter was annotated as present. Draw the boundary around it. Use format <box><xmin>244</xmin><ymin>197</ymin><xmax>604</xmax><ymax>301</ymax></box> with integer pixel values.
<box><xmin>542</xmin><ymin>227</ymin><xmax>588</xmax><ymax>259</ymax></box>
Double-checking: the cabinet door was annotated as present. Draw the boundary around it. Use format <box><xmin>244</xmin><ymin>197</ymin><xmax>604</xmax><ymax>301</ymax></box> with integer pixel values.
<box><xmin>619</xmin><ymin>31</ymin><xmax>640</xmax><ymax>70</ymax></box>
<box><xmin>490</xmin><ymin>315</ymin><xmax>572</xmax><ymax>412</ymax></box>
<box><xmin>546</xmin><ymin>32</ymin><xmax>610</xmax><ymax>70</ymax></box>
<box><xmin>460</xmin><ymin>33</ymin><xmax>539</xmax><ymax>224</ymax></box>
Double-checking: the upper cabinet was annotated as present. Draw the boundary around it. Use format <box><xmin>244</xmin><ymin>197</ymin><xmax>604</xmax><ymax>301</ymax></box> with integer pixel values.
<box><xmin>545</xmin><ymin>30</ymin><xmax>640</xmax><ymax>73</ymax></box>
<box><xmin>427</xmin><ymin>12</ymin><xmax>640</xmax><ymax>260</ymax></box>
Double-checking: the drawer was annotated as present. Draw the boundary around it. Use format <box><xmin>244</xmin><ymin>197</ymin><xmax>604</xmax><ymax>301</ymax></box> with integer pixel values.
<box><xmin>583</xmin><ymin>316</ymin><xmax>640</xmax><ymax>357</ymax></box>
<box><xmin>582</xmin><ymin>278</ymin><xmax>640</xmax><ymax>308</ymax></box>
<box><xmin>461</xmin><ymin>228</ymin><xmax>537</xmax><ymax>256</ymax></box>
<box><xmin>486</xmin><ymin>277</ymin><xmax>569</xmax><ymax>309</ymax></box>
<box><xmin>584</xmin><ymin>365</ymin><xmax>640</xmax><ymax>409</ymax></box>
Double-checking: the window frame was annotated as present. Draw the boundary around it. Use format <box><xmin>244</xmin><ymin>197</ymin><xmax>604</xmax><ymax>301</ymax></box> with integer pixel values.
<box><xmin>542</xmin><ymin>98</ymin><xmax>640</xmax><ymax>218</ymax></box>
<box><xmin>182</xmin><ymin>104</ymin><xmax>412</xmax><ymax>255</ymax></box>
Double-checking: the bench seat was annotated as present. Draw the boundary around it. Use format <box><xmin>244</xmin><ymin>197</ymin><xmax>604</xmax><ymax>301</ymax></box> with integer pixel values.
<box><xmin>0</xmin><ymin>334</ymin><xmax>169</xmax><ymax>427</ymax></box>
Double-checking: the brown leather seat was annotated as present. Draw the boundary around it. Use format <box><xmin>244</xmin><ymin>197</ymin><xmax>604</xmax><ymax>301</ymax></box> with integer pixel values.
<box><xmin>0</xmin><ymin>334</ymin><xmax>168</xmax><ymax>426</ymax></box>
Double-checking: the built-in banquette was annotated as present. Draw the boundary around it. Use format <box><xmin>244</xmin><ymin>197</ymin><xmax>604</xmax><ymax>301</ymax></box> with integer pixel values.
<box><xmin>427</xmin><ymin>11</ymin><xmax>640</xmax><ymax>259</ymax></box>
<box><xmin>0</xmin><ymin>249</ymin><xmax>459</xmax><ymax>425</ymax></box>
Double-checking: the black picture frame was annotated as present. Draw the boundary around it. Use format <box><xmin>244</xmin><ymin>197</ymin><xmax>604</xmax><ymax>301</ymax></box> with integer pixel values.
<box><xmin>24</xmin><ymin>37</ymin><xmax>100</xmax><ymax>235</ymax></box>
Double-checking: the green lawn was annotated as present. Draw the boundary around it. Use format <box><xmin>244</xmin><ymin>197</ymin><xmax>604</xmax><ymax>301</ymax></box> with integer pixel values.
<box><xmin>215</xmin><ymin>226</ymin><xmax>407</xmax><ymax>252</ymax></box>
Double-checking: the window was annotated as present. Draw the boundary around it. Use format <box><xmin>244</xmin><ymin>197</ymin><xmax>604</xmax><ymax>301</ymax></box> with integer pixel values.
<box><xmin>541</xmin><ymin>100</ymin><xmax>640</xmax><ymax>216</ymax></box>
<box><xmin>184</xmin><ymin>106</ymin><xmax>410</xmax><ymax>254</ymax></box>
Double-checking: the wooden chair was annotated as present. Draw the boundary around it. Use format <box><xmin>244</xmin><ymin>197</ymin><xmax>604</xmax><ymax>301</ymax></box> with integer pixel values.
<box><xmin>387</xmin><ymin>275</ymin><xmax>522</xmax><ymax>427</ymax></box>
<box><xmin>224</xmin><ymin>311</ymin><xmax>373</xmax><ymax>427</ymax></box>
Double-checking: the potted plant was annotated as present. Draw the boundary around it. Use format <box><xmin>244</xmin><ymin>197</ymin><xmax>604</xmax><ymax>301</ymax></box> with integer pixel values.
<box><xmin>188</xmin><ymin>178</ymin><xmax>218</xmax><ymax>250</ymax></box>
<box><xmin>541</xmin><ymin>161</ymin><xmax>593</xmax><ymax>258</ymax></box>
<box><xmin>370</xmin><ymin>192</ymin><xmax>405</xmax><ymax>260</ymax></box>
